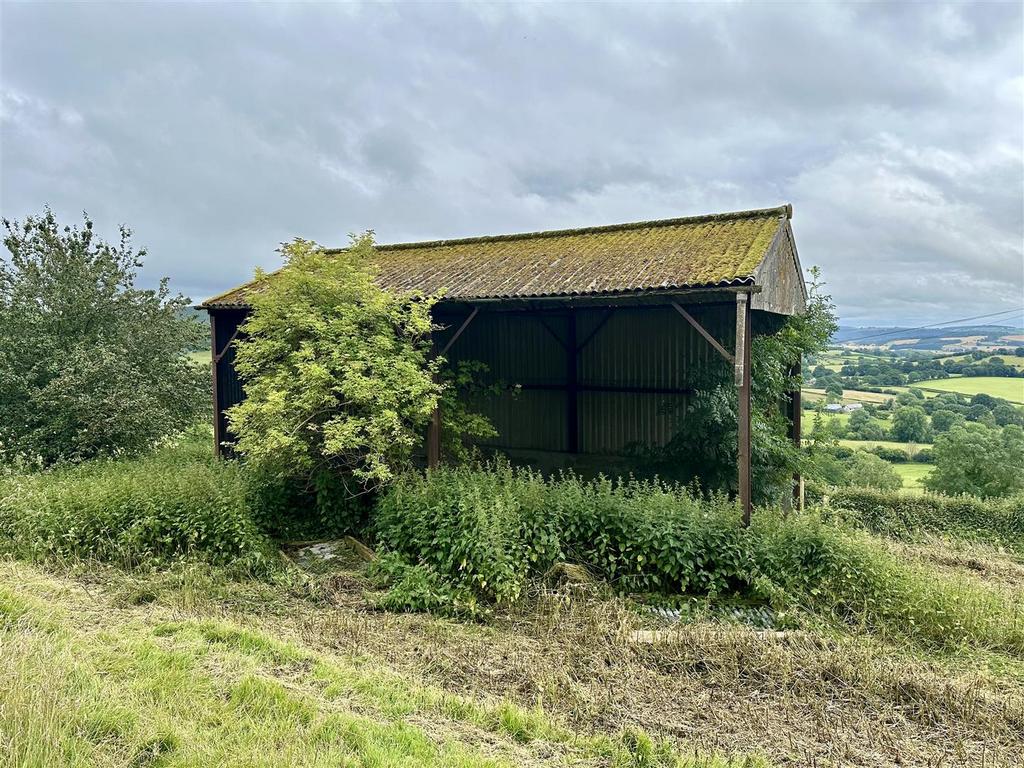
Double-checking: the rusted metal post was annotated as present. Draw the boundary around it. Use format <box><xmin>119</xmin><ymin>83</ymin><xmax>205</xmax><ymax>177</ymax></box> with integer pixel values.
<box><xmin>426</xmin><ymin>405</ymin><xmax>441</xmax><ymax>469</ymax></box>
<box><xmin>209</xmin><ymin>312</ymin><xmax>222</xmax><ymax>458</ymax></box>
<box><xmin>735</xmin><ymin>293</ymin><xmax>752</xmax><ymax>526</ymax></box>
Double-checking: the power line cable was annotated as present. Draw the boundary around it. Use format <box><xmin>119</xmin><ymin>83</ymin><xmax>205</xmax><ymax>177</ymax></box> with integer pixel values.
<box><xmin>839</xmin><ymin>307</ymin><xmax>1024</xmax><ymax>344</ymax></box>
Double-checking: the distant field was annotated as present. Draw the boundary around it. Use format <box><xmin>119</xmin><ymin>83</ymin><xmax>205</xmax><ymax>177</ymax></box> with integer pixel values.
<box><xmin>936</xmin><ymin>354</ymin><xmax>1024</xmax><ymax>371</ymax></box>
<box><xmin>804</xmin><ymin>387</ymin><xmax>900</xmax><ymax>405</ymax></box>
<box><xmin>893</xmin><ymin>462</ymin><xmax>933</xmax><ymax>493</ymax></box>
<box><xmin>883</xmin><ymin>338</ymin><xmax>920</xmax><ymax>347</ymax></box>
<box><xmin>911</xmin><ymin>376</ymin><xmax>1024</xmax><ymax>404</ymax></box>
<box><xmin>187</xmin><ymin>350</ymin><xmax>211</xmax><ymax>365</ymax></box>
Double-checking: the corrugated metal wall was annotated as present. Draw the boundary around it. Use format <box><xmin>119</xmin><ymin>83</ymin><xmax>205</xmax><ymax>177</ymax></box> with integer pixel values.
<box><xmin>210</xmin><ymin>302</ymin><xmax>743</xmax><ymax>459</ymax></box>
<box><xmin>439</xmin><ymin>303</ymin><xmax>734</xmax><ymax>456</ymax></box>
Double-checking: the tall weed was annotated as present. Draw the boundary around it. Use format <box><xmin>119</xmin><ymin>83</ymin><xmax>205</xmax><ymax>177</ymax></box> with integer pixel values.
<box><xmin>374</xmin><ymin>464</ymin><xmax>1024</xmax><ymax>652</ymax></box>
<box><xmin>0</xmin><ymin>445</ymin><xmax>272</xmax><ymax>572</ymax></box>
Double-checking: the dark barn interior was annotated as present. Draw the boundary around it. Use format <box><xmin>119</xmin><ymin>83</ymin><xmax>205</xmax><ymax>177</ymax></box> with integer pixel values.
<box><xmin>201</xmin><ymin>205</ymin><xmax>808</xmax><ymax>519</ymax></box>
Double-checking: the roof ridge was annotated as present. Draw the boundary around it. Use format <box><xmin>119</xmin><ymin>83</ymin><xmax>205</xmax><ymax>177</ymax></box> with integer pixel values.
<box><xmin>324</xmin><ymin>204</ymin><xmax>791</xmax><ymax>254</ymax></box>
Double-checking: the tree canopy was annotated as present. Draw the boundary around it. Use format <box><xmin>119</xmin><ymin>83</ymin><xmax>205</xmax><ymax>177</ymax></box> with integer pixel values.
<box><xmin>0</xmin><ymin>209</ymin><xmax>207</xmax><ymax>465</ymax></box>
<box><xmin>923</xmin><ymin>423</ymin><xmax>1024</xmax><ymax>498</ymax></box>
<box><xmin>226</xmin><ymin>236</ymin><xmax>495</xmax><ymax>498</ymax></box>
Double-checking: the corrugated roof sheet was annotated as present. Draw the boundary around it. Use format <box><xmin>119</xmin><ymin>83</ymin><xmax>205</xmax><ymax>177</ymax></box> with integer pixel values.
<box><xmin>200</xmin><ymin>204</ymin><xmax>792</xmax><ymax>308</ymax></box>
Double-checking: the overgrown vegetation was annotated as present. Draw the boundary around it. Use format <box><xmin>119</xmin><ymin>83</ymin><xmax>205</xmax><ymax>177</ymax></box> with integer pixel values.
<box><xmin>226</xmin><ymin>236</ymin><xmax>495</xmax><ymax>519</ymax></box>
<box><xmin>374</xmin><ymin>463</ymin><xmax>1024</xmax><ymax>653</ymax></box>
<box><xmin>650</xmin><ymin>268</ymin><xmax>838</xmax><ymax>503</ymax></box>
<box><xmin>827</xmin><ymin>487</ymin><xmax>1024</xmax><ymax>550</ymax></box>
<box><xmin>0</xmin><ymin>209</ymin><xmax>208</xmax><ymax>465</ymax></box>
<box><xmin>0</xmin><ymin>434</ymin><xmax>272</xmax><ymax>572</ymax></box>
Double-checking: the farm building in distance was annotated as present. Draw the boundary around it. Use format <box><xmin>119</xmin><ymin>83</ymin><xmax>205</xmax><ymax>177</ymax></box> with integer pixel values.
<box><xmin>200</xmin><ymin>204</ymin><xmax>808</xmax><ymax>520</ymax></box>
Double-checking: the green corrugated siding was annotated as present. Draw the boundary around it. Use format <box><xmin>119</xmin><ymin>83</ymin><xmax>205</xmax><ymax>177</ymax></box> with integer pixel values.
<box><xmin>440</xmin><ymin>303</ymin><xmax>733</xmax><ymax>456</ymax></box>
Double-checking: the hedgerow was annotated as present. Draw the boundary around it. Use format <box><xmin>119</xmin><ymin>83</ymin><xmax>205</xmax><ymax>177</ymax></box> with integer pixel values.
<box><xmin>827</xmin><ymin>488</ymin><xmax>1024</xmax><ymax>549</ymax></box>
<box><xmin>0</xmin><ymin>444</ymin><xmax>273</xmax><ymax>572</ymax></box>
<box><xmin>374</xmin><ymin>464</ymin><xmax>1024</xmax><ymax>652</ymax></box>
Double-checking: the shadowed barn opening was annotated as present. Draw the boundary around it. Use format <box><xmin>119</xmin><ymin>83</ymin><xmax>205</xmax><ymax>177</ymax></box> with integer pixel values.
<box><xmin>199</xmin><ymin>204</ymin><xmax>807</xmax><ymax>522</ymax></box>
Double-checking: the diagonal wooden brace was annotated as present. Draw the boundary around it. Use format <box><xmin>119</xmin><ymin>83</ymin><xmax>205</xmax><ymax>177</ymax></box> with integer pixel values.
<box><xmin>671</xmin><ymin>302</ymin><xmax>734</xmax><ymax>364</ymax></box>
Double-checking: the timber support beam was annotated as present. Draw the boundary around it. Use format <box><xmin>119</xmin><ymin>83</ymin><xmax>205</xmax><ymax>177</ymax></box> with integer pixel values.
<box><xmin>735</xmin><ymin>292</ymin><xmax>753</xmax><ymax>526</ymax></box>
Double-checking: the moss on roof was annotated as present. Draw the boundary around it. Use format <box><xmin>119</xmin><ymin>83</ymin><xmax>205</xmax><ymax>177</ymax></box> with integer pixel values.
<box><xmin>201</xmin><ymin>204</ymin><xmax>791</xmax><ymax>308</ymax></box>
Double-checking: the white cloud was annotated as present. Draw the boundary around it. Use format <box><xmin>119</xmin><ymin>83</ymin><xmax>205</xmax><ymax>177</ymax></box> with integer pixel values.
<box><xmin>1</xmin><ymin>1</ymin><xmax>1021</xmax><ymax>325</ymax></box>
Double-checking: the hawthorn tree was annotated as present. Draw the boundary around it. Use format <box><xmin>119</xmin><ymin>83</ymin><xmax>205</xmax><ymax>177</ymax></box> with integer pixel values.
<box><xmin>0</xmin><ymin>209</ymin><xmax>207</xmax><ymax>465</ymax></box>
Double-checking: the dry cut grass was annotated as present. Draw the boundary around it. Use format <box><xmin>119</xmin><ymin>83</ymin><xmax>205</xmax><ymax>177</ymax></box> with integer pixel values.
<box><xmin>3</xmin><ymin>544</ymin><xmax>1022</xmax><ymax>768</ymax></box>
<box><xmin>0</xmin><ymin>560</ymin><xmax>762</xmax><ymax>768</ymax></box>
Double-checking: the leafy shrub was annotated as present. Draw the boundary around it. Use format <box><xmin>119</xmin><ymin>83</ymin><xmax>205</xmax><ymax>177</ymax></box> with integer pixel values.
<box><xmin>841</xmin><ymin>452</ymin><xmax>902</xmax><ymax>490</ymax></box>
<box><xmin>367</xmin><ymin>552</ymin><xmax>483</xmax><ymax>618</ymax></box>
<box><xmin>0</xmin><ymin>445</ymin><xmax>273</xmax><ymax>571</ymax></box>
<box><xmin>244</xmin><ymin>467</ymin><xmax>368</xmax><ymax>541</ymax></box>
<box><xmin>868</xmin><ymin>446</ymin><xmax>909</xmax><ymax>463</ymax></box>
<box><xmin>374</xmin><ymin>465</ymin><xmax>1024</xmax><ymax>651</ymax></box>
<box><xmin>0</xmin><ymin>209</ymin><xmax>208</xmax><ymax>465</ymax></box>
<box><xmin>911</xmin><ymin>449</ymin><xmax>934</xmax><ymax>463</ymax></box>
<box><xmin>827</xmin><ymin>487</ymin><xmax>1024</xmax><ymax>550</ymax></box>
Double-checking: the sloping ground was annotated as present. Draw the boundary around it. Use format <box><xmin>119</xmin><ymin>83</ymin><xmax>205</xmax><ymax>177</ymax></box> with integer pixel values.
<box><xmin>2</xmin><ymin>553</ymin><xmax>1022</xmax><ymax>768</ymax></box>
<box><xmin>911</xmin><ymin>376</ymin><xmax>1024</xmax><ymax>404</ymax></box>
<box><xmin>0</xmin><ymin>560</ymin><xmax>756</xmax><ymax>768</ymax></box>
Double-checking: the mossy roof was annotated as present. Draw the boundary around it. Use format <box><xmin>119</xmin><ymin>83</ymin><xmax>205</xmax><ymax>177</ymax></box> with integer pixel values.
<box><xmin>200</xmin><ymin>204</ymin><xmax>792</xmax><ymax>308</ymax></box>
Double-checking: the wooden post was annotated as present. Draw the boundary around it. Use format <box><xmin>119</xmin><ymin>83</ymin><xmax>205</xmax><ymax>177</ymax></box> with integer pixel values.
<box><xmin>566</xmin><ymin>309</ymin><xmax>579</xmax><ymax>454</ymax></box>
<box><xmin>426</xmin><ymin>405</ymin><xmax>441</xmax><ymax>469</ymax></box>
<box><xmin>789</xmin><ymin>360</ymin><xmax>802</xmax><ymax>510</ymax></box>
<box><xmin>735</xmin><ymin>293</ymin><xmax>752</xmax><ymax>526</ymax></box>
<box><xmin>210</xmin><ymin>312</ymin><xmax>221</xmax><ymax>458</ymax></box>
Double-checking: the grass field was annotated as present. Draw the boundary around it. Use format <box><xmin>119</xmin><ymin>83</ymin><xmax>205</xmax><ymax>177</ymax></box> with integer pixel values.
<box><xmin>3</xmin><ymin>545</ymin><xmax>1023</xmax><ymax>768</ymax></box>
<box><xmin>3</xmin><ymin>561</ymin><xmax>727</xmax><ymax>768</ymax></box>
<box><xmin>911</xmin><ymin>376</ymin><xmax>1024</xmax><ymax>403</ymax></box>
<box><xmin>803</xmin><ymin>387</ymin><xmax>891</xmax><ymax>404</ymax></box>
<box><xmin>892</xmin><ymin>462</ymin><xmax>933</xmax><ymax>492</ymax></box>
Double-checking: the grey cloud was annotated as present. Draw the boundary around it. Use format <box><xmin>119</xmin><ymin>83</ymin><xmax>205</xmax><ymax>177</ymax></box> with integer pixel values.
<box><xmin>1</xmin><ymin>1</ymin><xmax>1021</xmax><ymax>325</ymax></box>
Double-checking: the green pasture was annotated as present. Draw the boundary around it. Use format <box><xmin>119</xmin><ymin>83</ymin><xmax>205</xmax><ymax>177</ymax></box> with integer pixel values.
<box><xmin>911</xmin><ymin>376</ymin><xmax>1024</xmax><ymax>404</ymax></box>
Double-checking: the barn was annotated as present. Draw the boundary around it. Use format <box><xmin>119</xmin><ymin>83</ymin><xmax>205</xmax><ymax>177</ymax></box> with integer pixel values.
<box><xmin>199</xmin><ymin>204</ymin><xmax>808</xmax><ymax>521</ymax></box>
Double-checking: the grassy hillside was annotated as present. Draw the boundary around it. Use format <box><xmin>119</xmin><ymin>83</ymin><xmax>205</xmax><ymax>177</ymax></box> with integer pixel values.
<box><xmin>3</xmin><ymin>444</ymin><xmax>1024</xmax><ymax>767</ymax></box>
<box><xmin>912</xmin><ymin>376</ymin><xmax>1024</xmax><ymax>403</ymax></box>
<box><xmin>4</xmin><ymin>561</ymin><xmax>736</xmax><ymax>768</ymax></box>
<box><xmin>3</xmin><ymin>539</ymin><xmax>1023</xmax><ymax>768</ymax></box>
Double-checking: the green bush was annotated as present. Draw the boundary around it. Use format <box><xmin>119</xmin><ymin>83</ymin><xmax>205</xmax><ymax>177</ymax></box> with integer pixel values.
<box><xmin>373</xmin><ymin>465</ymin><xmax>1024</xmax><ymax>651</ymax></box>
<box><xmin>0</xmin><ymin>444</ymin><xmax>273</xmax><ymax>571</ymax></box>
<box><xmin>868</xmin><ymin>446</ymin><xmax>909</xmax><ymax>463</ymax></box>
<box><xmin>244</xmin><ymin>467</ymin><xmax>368</xmax><ymax>541</ymax></box>
<box><xmin>367</xmin><ymin>552</ymin><xmax>484</xmax><ymax>618</ymax></box>
<box><xmin>827</xmin><ymin>487</ymin><xmax>1024</xmax><ymax>549</ymax></box>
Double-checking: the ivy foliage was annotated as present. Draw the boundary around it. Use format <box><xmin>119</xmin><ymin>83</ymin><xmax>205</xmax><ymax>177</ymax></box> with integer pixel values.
<box><xmin>0</xmin><ymin>208</ymin><xmax>208</xmax><ymax>466</ymax></box>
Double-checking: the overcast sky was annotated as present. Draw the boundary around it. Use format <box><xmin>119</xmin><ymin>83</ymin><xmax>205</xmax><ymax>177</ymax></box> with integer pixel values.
<box><xmin>2</xmin><ymin>2</ymin><xmax>1022</xmax><ymax>326</ymax></box>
